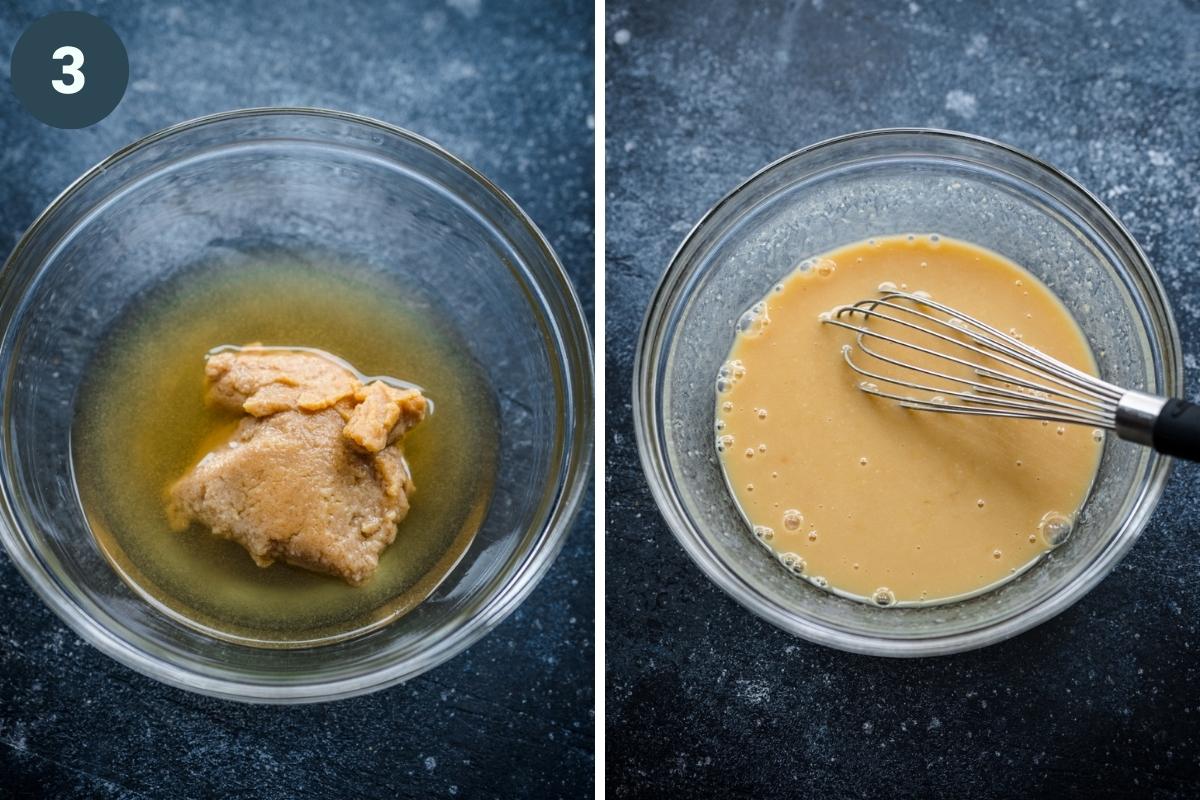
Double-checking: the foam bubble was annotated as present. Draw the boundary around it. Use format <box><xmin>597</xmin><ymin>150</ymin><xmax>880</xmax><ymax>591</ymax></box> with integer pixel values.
<box><xmin>858</xmin><ymin>381</ymin><xmax>878</xmax><ymax>392</ymax></box>
<box><xmin>1039</xmin><ymin>511</ymin><xmax>1074</xmax><ymax>547</ymax></box>
<box><xmin>872</xmin><ymin>587</ymin><xmax>896</xmax><ymax>607</ymax></box>
<box><xmin>811</xmin><ymin>576</ymin><xmax>829</xmax><ymax>588</ymax></box>
<box><xmin>878</xmin><ymin>281</ymin><xmax>898</xmax><ymax>292</ymax></box>
<box><xmin>1092</xmin><ymin>429</ymin><xmax>1105</xmax><ymax>442</ymax></box>
<box><xmin>737</xmin><ymin>303</ymin><xmax>770</xmax><ymax>336</ymax></box>
<box><xmin>782</xmin><ymin>509</ymin><xmax>803</xmax><ymax>530</ymax></box>
<box><xmin>753</xmin><ymin>525</ymin><xmax>775</xmax><ymax>543</ymax></box>
<box><xmin>715</xmin><ymin>434</ymin><xmax>734</xmax><ymax>452</ymax></box>
<box><xmin>779</xmin><ymin>552</ymin><xmax>805</xmax><ymax>576</ymax></box>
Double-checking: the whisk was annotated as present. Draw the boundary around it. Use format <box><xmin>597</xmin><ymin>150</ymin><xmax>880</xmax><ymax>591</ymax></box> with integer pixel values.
<box><xmin>821</xmin><ymin>288</ymin><xmax>1200</xmax><ymax>462</ymax></box>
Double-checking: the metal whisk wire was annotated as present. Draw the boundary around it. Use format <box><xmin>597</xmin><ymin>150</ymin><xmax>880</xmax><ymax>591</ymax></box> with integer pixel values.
<box><xmin>820</xmin><ymin>289</ymin><xmax>1126</xmax><ymax>430</ymax></box>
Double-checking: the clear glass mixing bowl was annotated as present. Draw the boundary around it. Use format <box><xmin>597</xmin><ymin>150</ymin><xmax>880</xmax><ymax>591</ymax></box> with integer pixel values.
<box><xmin>0</xmin><ymin>108</ymin><xmax>592</xmax><ymax>701</ymax></box>
<box><xmin>635</xmin><ymin>129</ymin><xmax>1181</xmax><ymax>657</ymax></box>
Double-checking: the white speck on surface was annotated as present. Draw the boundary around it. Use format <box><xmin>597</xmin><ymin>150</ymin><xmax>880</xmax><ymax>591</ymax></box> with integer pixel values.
<box><xmin>735</xmin><ymin>680</ymin><xmax>771</xmax><ymax>704</ymax></box>
<box><xmin>966</xmin><ymin>33</ymin><xmax>989</xmax><ymax>57</ymax></box>
<box><xmin>446</xmin><ymin>0</ymin><xmax>481</xmax><ymax>18</ymax></box>
<box><xmin>614</xmin><ymin>28</ymin><xmax>632</xmax><ymax>45</ymax></box>
<box><xmin>131</xmin><ymin>79</ymin><xmax>159</xmax><ymax>93</ymax></box>
<box><xmin>424</xmin><ymin>756</ymin><xmax>437</xmax><ymax>771</ymax></box>
<box><xmin>945</xmin><ymin>89</ymin><xmax>978</xmax><ymax>118</ymax></box>
<box><xmin>909</xmin><ymin>1</ymin><xmax>920</xmax><ymax>13</ymax></box>
<box><xmin>586</xmin><ymin>114</ymin><xmax>595</xmax><ymax>130</ymax></box>
<box><xmin>1148</xmin><ymin>148</ymin><xmax>1174</xmax><ymax>167</ymax></box>
<box><xmin>862</xmin><ymin>721</ymin><xmax>874</xmax><ymax>733</ymax></box>
<box><xmin>624</xmin><ymin>140</ymin><xmax>636</xmax><ymax>152</ymax></box>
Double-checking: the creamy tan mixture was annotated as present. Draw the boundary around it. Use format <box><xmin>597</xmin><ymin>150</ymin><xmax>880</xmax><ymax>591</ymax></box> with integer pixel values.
<box><xmin>167</xmin><ymin>346</ymin><xmax>427</xmax><ymax>586</ymax></box>
<box><xmin>716</xmin><ymin>235</ymin><xmax>1103</xmax><ymax>605</ymax></box>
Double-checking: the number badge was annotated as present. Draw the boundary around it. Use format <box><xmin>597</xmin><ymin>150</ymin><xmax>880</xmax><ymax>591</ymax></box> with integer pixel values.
<box><xmin>11</xmin><ymin>12</ymin><xmax>128</xmax><ymax>129</ymax></box>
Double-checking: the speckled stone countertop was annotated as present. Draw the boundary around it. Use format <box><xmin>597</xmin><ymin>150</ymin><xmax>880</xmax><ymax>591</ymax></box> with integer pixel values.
<box><xmin>606</xmin><ymin>1</ymin><xmax>1200</xmax><ymax>797</ymax></box>
<box><xmin>0</xmin><ymin>2</ymin><xmax>593</xmax><ymax>797</ymax></box>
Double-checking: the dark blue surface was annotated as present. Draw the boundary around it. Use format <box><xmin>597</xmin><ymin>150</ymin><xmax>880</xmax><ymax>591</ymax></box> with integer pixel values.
<box><xmin>606</xmin><ymin>1</ymin><xmax>1200</xmax><ymax>797</ymax></box>
<box><xmin>0</xmin><ymin>2</ymin><xmax>593</xmax><ymax>798</ymax></box>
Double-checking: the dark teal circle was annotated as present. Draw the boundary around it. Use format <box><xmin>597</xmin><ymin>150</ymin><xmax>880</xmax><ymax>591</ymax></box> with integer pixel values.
<box><xmin>11</xmin><ymin>12</ymin><xmax>129</xmax><ymax>129</ymax></box>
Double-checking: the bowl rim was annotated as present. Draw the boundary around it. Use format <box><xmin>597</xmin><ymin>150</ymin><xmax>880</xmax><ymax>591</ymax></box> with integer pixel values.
<box><xmin>0</xmin><ymin>106</ymin><xmax>594</xmax><ymax>701</ymax></box>
<box><xmin>633</xmin><ymin>126</ymin><xmax>1181</xmax><ymax>657</ymax></box>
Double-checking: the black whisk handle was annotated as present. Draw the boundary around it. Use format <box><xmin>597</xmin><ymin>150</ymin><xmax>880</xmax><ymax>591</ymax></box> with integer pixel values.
<box><xmin>1153</xmin><ymin>398</ymin><xmax>1200</xmax><ymax>462</ymax></box>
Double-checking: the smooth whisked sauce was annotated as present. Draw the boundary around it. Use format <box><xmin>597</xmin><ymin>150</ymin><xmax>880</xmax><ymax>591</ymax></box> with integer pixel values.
<box><xmin>715</xmin><ymin>235</ymin><xmax>1103</xmax><ymax>605</ymax></box>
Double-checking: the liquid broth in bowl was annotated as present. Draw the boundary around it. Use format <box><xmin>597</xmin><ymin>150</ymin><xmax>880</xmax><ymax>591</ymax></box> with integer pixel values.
<box><xmin>715</xmin><ymin>234</ymin><xmax>1103</xmax><ymax>606</ymax></box>
<box><xmin>72</xmin><ymin>258</ymin><xmax>499</xmax><ymax>646</ymax></box>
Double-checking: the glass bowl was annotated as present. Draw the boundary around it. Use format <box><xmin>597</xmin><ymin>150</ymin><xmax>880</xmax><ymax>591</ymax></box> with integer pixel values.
<box><xmin>0</xmin><ymin>108</ymin><xmax>592</xmax><ymax>701</ymax></box>
<box><xmin>634</xmin><ymin>129</ymin><xmax>1180</xmax><ymax>657</ymax></box>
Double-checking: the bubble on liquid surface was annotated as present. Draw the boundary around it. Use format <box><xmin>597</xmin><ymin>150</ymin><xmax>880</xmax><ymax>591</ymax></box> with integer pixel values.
<box><xmin>912</xmin><ymin>290</ymin><xmax>932</xmax><ymax>302</ymax></box>
<box><xmin>744</xmin><ymin>448</ymin><xmax>755</xmax><ymax>459</ymax></box>
<box><xmin>737</xmin><ymin>302</ymin><xmax>770</xmax><ymax>336</ymax></box>
<box><xmin>818</xmin><ymin>310</ymin><xmax>833</xmax><ymax>323</ymax></box>
<box><xmin>716</xmin><ymin>359</ymin><xmax>747</xmax><ymax>393</ymax></box>
<box><xmin>779</xmin><ymin>552</ymin><xmax>805</xmax><ymax>576</ymax></box>
<box><xmin>756</xmin><ymin>408</ymin><xmax>768</xmax><ymax>420</ymax></box>
<box><xmin>782</xmin><ymin>509</ymin><xmax>803</xmax><ymax>530</ymax></box>
<box><xmin>858</xmin><ymin>381</ymin><xmax>878</xmax><ymax>392</ymax></box>
<box><xmin>798</xmin><ymin>258</ymin><xmax>815</xmax><ymax>273</ymax></box>
<box><xmin>1039</xmin><ymin>512</ymin><xmax>1074</xmax><ymax>547</ymax></box>
<box><xmin>992</xmin><ymin>549</ymin><xmax>1003</xmax><ymax>559</ymax></box>
<box><xmin>858</xmin><ymin>457</ymin><xmax>869</xmax><ymax>466</ymax></box>
<box><xmin>753</xmin><ymin>525</ymin><xmax>775</xmax><ymax>543</ymax></box>
<box><xmin>1056</xmin><ymin>426</ymin><xmax>1065</xmax><ymax>436</ymax></box>
<box><xmin>715</xmin><ymin>419</ymin><xmax>725</xmax><ymax>431</ymax></box>
<box><xmin>930</xmin><ymin>395</ymin><xmax>948</xmax><ymax>406</ymax></box>
<box><xmin>878</xmin><ymin>281</ymin><xmax>898</xmax><ymax>293</ymax></box>
<box><xmin>807</xmin><ymin>530</ymin><xmax>818</xmax><ymax>542</ymax></box>
<box><xmin>815</xmin><ymin>258</ymin><xmax>836</xmax><ymax>277</ymax></box>
<box><xmin>722</xmin><ymin>401</ymin><xmax>733</xmax><ymax>412</ymax></box>
<box><xmin>1092</xmin><ymin>429</ymin><xmax>1105</xmax><ymax>442</ymax></box>
<box><xmin>715</xmin><ymin>434</ymin><xmax>734</xmax><ymax>452</ymax></box>
<box><xmin>872</xmin><ymin>587</ymin><xmax>896</xmax><ymax>607</ymax></box>
<box><xmin>811</xmin><ymin>576</ymin><xmax>829</xmax><ymax>589</ymax></box>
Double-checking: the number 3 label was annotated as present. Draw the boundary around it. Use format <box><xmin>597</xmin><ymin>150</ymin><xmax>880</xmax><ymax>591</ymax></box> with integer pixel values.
<box><xmin>51</xmin><ymin>45</ymin><xmax>85</xmax><ymax>95</ymax></box>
